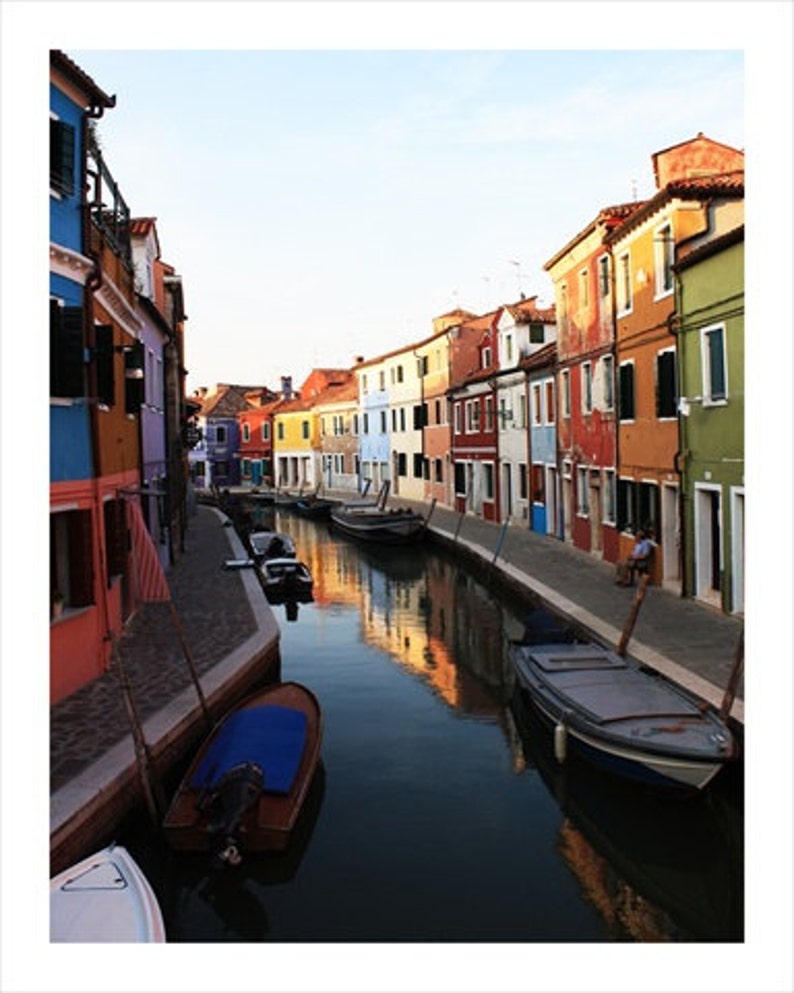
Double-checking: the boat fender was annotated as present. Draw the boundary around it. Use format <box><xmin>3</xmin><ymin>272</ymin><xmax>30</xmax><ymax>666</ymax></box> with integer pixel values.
<box><xmin>554</xmin><ymin>722</ymin><xmax>567</xmax><ymax>764</ymax></box>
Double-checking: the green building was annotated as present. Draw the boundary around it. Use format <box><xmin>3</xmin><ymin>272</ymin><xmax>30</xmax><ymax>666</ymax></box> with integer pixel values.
<box><xmin>674</xmin><ymin>224</ymin><xmax>744</xmax><ymax>614</ymax></box>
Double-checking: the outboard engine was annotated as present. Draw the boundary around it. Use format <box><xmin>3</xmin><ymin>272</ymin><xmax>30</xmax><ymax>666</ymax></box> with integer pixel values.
<box><xmin>198</xmin><ymin>761</ymin><xmax>265</xmax><ymax>867</ymax></box>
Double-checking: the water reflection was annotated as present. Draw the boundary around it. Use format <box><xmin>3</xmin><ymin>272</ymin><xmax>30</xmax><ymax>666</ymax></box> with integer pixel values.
<box><xmin>510</xmin><ymin>690</ymin><xmax>744</xmax><ymax>941</ymax></box>
<box><xmin>130</xmin><ymin>499</ymin><xmax>744</xmax><ymax>942</ymax></box>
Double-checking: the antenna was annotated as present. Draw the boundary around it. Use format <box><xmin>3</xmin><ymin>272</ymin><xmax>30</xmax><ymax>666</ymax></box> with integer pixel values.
<box><xmin>507</xmin><ymin>260</ymin><xmax>523</xmax><ymax>299</ymax></box>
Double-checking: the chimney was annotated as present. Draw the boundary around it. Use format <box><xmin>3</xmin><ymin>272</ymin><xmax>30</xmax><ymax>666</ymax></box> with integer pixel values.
<box><xmin>281</xmin><ymin>375</ymin><xmax>293</xmax><ymax>400</ymax></box>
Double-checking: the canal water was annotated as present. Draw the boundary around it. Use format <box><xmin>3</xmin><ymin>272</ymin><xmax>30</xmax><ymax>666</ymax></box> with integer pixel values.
<box><xmin>120</xmin><ymin>507</ymin><xmax>743</xmax><ymax>944</ymax></box>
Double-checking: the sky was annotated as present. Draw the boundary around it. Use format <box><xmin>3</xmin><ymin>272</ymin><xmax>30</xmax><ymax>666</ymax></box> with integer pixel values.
<box><xmin>63</xmin><ymin>45</ymin><xmax>749</xmax><ymax>396</ymax></box>
<box><xmin>3</xmin><ymin>3</ymin><xmax>794</xmax><ymax>993</ymax></box>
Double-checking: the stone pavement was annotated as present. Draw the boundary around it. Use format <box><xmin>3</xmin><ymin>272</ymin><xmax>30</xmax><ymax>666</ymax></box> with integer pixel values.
<box><xmin>384</xmin><ymin>495</ymin><xmax>745</xmax><ymax>723</ymax></box>
<box><xmin>50</xmin><ymin>504</ymin><xmax>264</xmax><ymax>793</ymax></box>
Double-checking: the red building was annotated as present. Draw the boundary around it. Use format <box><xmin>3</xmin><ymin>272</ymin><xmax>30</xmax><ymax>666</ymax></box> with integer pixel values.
<box><xmin>543</xmin><ymin>203</ymin><xmax>641</xmax><ymax>561</ymax></box>
<box><xmin>449</xmin><ymin>309</ymin><xmax>503</xmax><ymax>521</ymax></box>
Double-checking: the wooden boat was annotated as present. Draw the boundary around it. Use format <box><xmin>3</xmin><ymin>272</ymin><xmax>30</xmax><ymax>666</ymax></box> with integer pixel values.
<box><xmin>330</xmin><ymin>503</ymin><xmax>427</xmax><ymax>544</ymax></box>
<box><xmin>260</xmin><ymin>557</ymin><xmax>314</xmax><ymax>597</ymax></box>
<box><xmin>163</xmin><ymin>682</ymin><xmax>323</xmax><ymax>863</ymax></box>
<box><xmin>248</xmin><ymin>528</ymin><xmax>296</xmax><ymax>563</ymax></box>
<box><xmin>293</xmin><ymin>496</ymin><xmax>337</xmax><ymax>519</ymax></box>
<box><xmin>510</xmin><ymin>636</ymin><xmax>737</xmax><ymax>792</ymax></box>
<box><xmin>50</xmin><ymin>845</ymin><xmax>166</xmax><ymax>942</ymax></box>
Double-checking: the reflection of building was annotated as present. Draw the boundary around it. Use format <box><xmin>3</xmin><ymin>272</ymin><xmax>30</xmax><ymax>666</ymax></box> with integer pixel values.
<box><xmin>557</xmin><ymin>821</ymin><xmax>672</xmax><ymax>941</ymax></box>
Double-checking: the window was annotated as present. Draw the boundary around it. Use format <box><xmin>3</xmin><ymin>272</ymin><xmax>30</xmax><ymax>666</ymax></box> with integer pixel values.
<box><xmin>50</xmin><ymin>117</ymin><xmax>76</xmax><ymax>197</ymax></box>
<box><xmin>655</xmin><ymin>222</ymin><xmax>674</xmax><ymax>297</ymax></box>
<box><xmin>380</xmin><ymin>410</ymin><xmax>387</xmax><ymax>433</ymax></box>
<box><xmin>241</xmin><ymin>458</ymin><xmax>251</xmax><ymax>478</ymax></box>
<box><xmin>104</xmin><ymin>498</ymin><xmax>127</xmax><ymax>580</ymax></box>
<box><xmin>656</xmin><ymin>349</ymin><xmax>677</xmax><ymax>418</ymax></box>
<box><xmin>579</xmin><ymin>267</ymin><xmax>589</xmax><ymax>308</ymax></box>
<box><xmin>577</xmin><ymin>468</ymin><xmax>589</xmax><ymax>515</ymax></box>
<box><xmin>397</xmin><ymin>453</ymin><xmax>407</xmax><ymax>477</ymax></box>
<box><xmin>582</xmin><ymin>362</ymin><xmax>593</xmax><ymax>414</ymax></box>
<box><xmin>400</xmin><ymin>408</ymin><xmax>406</xmax><ymax>431</ymax></box>
<box><xmin>482</xmin><ymin>346</ymin><xmax>491</xmax><ymax>369</ymax></box>
<box><xmin>545</xmin><ymin>381</ymin><xmax>555</xmax><ymax>424</ymax></box>
<box><xmin>602</xmin><ymin>355</ymin><xmax>615</xmax><ymax>410</ymax></box>
<box><xmin>617</xmin><ymin>479</ymin><xmax>636</xmax><ymax>532</ymax></box>
<box><xmin>639</xmin><ymin>482</ymin><xmax>659</xmax><ymax>536</ymax></box>
<box><xmin>435</xmin><ymin>399</ymin><xmax>442</xmax><ymax>425</ymax></box>
<box><xmin>603</xmin><ymin>469</ymin><xmax>616</xmax><ymax>523</ymax></box>
<box><xmin>561</xmin><ymin>370</ymin><xmax>571</xmax><ymax>418</ymax></box>
<box><xmin>532</xmin><ymin>384</ymin><xmax>542</xmax><ymax>426</ymax></box>
<box><xmin>50</xmin><ymin>300</ymin><xmax>85</xmax><ymax>398</ymax></box>
<box><xmin>434</xmin><ymin>458</ymin><xmax>443</xmax><ymax>483</ymax></box>
<box><xmin>124</xmin><ymin>342</ymin><xmax>145</xmax><ymax>415</ymax></box>
<box><xmin>417</xmin><ymin>355</ymin><xmax>428</xmax><ymax>377</ymax></box>
<box><xmin>51</xmin><ymin>508</ymin><xmax>94</xmax><ymax>611</ymax></box>
<box><xmin>519</xmin><ymin>463</ymin><xmax>528</xmax><ymax>500</ymax></box>
<box><xmin>558</xmin><ymin>283</ymin><xmax>568</xmax><ymax>327</ymax></box>
<box><xmin>396</xmin><ymin>365</ymin><xmax>404</xmax><ymax>383</ymax></box>
<box><xmin>216</xmin><ymin>424</ymin><xmax>227</xmax><ymax>444</ymax></box>
<box><xmin>454</xmin><ymin>461</ymin><xmax>466</xmax><ymax>496</ymax></box>
<box><xmin>517</xmin><ymin>390</ymin><xmax>527</xmax><ymax>429</ymax></box>
<box><xmin>413</xmin><ymin>404</ymin><xmax>427</xmax><ymax>430</ymax></box>
<box><xmin>529</xmin><ymin>323</ymin><xmax>545</xmax><ymax>344</ymax></box>
<box><xmin>362</xmin><ymin>413</ymin><xmax>369</xmax><ymax>434</ymax></box>
<box><xmin>379</xmin><ymin>370</ymin><xmax>385</xmax><ymax>390</ymax></box>
<box><xmin>454</xmin><ymin>403</ymin><xmax>461</xmax><ymax>434</ymax></box>
<box><xmin>484</xmin><ymin>395</ymin><xmax>494</xmax><ymax>432</ymax></box>
<box><xmin>701</xmin><ymin>324</ymin><xmax>728</xmax><ymax>403</ymax></box>
<box><xmin>94</xmin><ymin>324</ymin><xmax>115</xmax><ymax>407</ymax></box>
<box><xmin>277</xmin><ymin>422</ymin><xmax>284</xmax><ymax>441</ymax></box>
<box><xmin>598</xmin><ymin>255</ymin><xmax>610</xmax><ymax>300</ymax></box>
<box><xmin>391</xmin><ymin>409</ymin><xmax>397</xmax><ymax>431</ymax></box>
<box><xmin>483</xmin><ymin>463</ymin><xmax>494</xmax><ymax>500</ymax></box>
<box><xmin>504</xmin><ymin>334</ymin><xmax>514</xmax><ymax>365</ymax></box>
<box><xmin>618</xmin><ymin>362</ymin><xmax>635</xmax><ymax>420</ymax></box>
<box><xmin>617</xmin><ymin>251</ymin><xmax>632</xmax><ymax>314</ymax></box>
<box><xmin>413</xmin><ymin>453</ymin><xmax>424</xmax><ymax>478</ymax></box>
<box><xmin>261</xmin><ymin>422</ymin><xmax>270</xmax><ymax>442</ymax></box>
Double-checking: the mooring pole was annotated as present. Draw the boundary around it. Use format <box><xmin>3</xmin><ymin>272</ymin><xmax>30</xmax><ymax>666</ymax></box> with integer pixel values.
<box><xmin>720</xmin><ymin>626</ymin><xmax>744</xmax><ymax>720</ymax></box>
<box><xmin>110</xmin><ymin>635</ymin><xmax>166</xmax><ymax>824</ymax></box>
<box><xmin>616</xmin><ymin>573</ymin><xmax>651</xmax><ymax>657</ymax></box>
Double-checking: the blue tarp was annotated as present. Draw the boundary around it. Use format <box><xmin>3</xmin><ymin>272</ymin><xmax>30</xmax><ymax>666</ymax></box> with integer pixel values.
<box><xmin>190</xmin><ymin>705</ymin><xmax>308</xmax><ymax>795</ymax></box>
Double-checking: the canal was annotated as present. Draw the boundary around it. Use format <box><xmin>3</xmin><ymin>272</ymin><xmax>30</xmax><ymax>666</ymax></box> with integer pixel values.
<box><xmin>119</xmin><ymin>507</ymin><xmax>743</xmax><ymax>943</ymax></box>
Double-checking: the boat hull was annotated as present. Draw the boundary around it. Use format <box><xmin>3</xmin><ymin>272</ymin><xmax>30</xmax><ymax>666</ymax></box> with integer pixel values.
<box><xmin>50</xmin><ymin>845</ymin><xmax>166</xmax><ymax>942</ymax></box>
<box><xmin>511</xmin><ymin>642</ymin><xmax>736</xmax><ymax>792</ymax></box>
<box><xmin>163</xmin><ymin>682</ymin><xmax>323</xmax><ymax>854</ymax></box>
<box><xmin>330</xmin><ymin>507</ymin><xmax>426</xmax><ymax>544</ymax></box>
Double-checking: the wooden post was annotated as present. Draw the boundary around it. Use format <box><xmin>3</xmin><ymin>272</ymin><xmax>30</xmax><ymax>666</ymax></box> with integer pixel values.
<box><xmin>168</xmin><ymin>602</ymin><xmax>214</xmax><ymax>732</ymax></box>
<box><xmin>720</xmin><ymin>626</ymin><xmax>744</xmax><ymax>720</ymax></box>
<box><xmin>110</xmin><ymin>636</ymin><xmax>166</xmax><ymax>824</ymax></box>
<box><xmin>617</xmin><ymin>573</ymin><xmax>651</xmax><ymax>657</ymax></box>
<box><xmin>453</xmin><ymin>510</ymin><xmax>465</xmax><ymax>542</ymax></box>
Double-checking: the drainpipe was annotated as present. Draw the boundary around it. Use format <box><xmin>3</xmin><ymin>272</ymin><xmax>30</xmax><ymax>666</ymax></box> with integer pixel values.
<box><xmin>669</xmin><ymin>198</ymin><xmax>715</xmax><ymax>600</ymax></box>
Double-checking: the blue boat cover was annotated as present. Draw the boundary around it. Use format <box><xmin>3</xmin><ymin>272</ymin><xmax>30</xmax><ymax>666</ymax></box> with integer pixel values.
<box><xmin>190</xmin><ymin>705</ymin><xmax>308</xmax><ymax>795</ymax></box>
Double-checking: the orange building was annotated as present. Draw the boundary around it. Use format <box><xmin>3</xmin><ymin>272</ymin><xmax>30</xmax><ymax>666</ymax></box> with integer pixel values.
<box><xmin>605</xmin><ymin>134</ymin><xmax>744</xmax><ymax>587</ymax></box>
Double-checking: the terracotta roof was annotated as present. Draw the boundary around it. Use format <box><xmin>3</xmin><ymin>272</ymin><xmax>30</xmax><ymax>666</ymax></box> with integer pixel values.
<box><xmin>519</xmin><ymin>341</ymin><xmax>557</xmax><ymax>372</ymax></box>
<box><xmin>311</xmin><ymin>378</ymin><xmax>359</xmax><ymax>406</ymax></box>
<box><xmin>605</xmin><ymin>171</ymin><xmax>744</xmax><ymax>245</ymax></box>
<box><xmin>198</xmin><ymin>384</ymin><xmax>259</xmax><ymax>419</ymax></box>
<box><xmin>504</xmin><ymin>296</ymin><xmax>556</xmax><ymax>324</ymax></box>
<box><xmin>130</xmin><ymin>217</ymin><xmax>158</xmax><ymax>237</ymax></box>
<box><xmin>51</xmin><ymin>50</ymin><xmax>115</xmax><ymax>110</ymax></box>
<box><xmin>544</xmin><ymin>202</ymin><xmax>645</xmax><ymax>271</ymax></box>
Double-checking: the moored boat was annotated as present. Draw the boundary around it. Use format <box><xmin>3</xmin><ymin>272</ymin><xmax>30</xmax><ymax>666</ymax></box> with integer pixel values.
<box><xmin>248</xmin><ymin>528</ymin><xmax>297</xmax><ymax>563</ymax></box>
<box><xmin>294</xmin><ymin>496</ymin><xmax>337</xmax><ymax>519</ymax></box>
<box><xmin>163</xmin><ymin>681</ymin><xmax>323</xmax><ymax>863</ymax></box>
<box><xmin>50</xmin><ymin>845</ymin><xmax>166</xmax><ymax>942</ymax></box>
<box><xmin>510</xmin><ymin>637</ymin><xmax>737</xmax><ymax>792</ymax></box>
<box><xmin>260</xmin><ymin>557</ymin><xmax>314</xmax><ymax>598</ymax></box>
